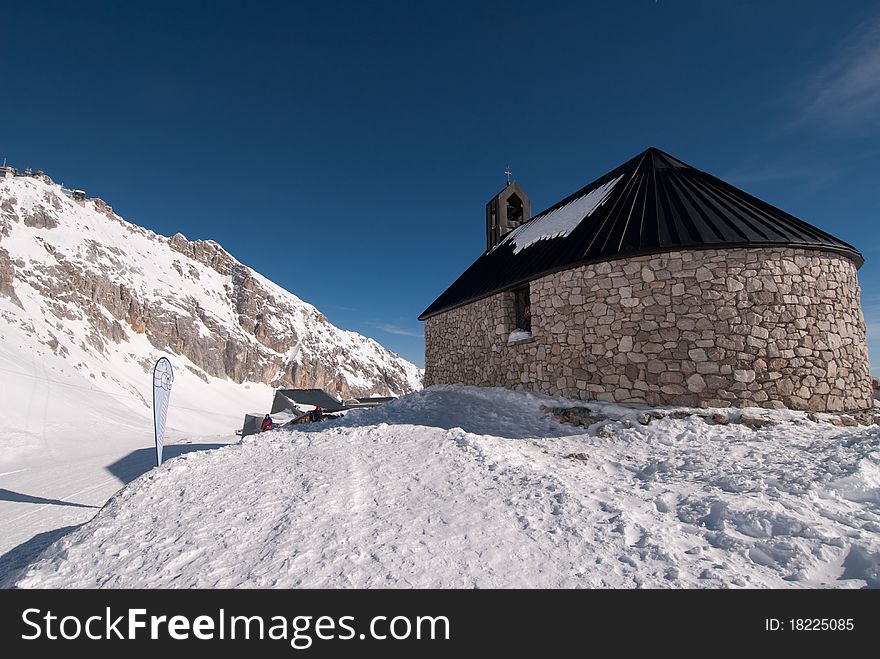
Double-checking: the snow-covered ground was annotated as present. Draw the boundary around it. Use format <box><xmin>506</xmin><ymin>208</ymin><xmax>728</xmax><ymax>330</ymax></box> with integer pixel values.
<box><xmin>0</xmin><ymin>313</ymin><xmax>273</xmax><ymax>563</ymax></box>
<box><xmin>8</xmin><ymin>386</ymin><xmax>879</xmax><ymax>588</ymax></box>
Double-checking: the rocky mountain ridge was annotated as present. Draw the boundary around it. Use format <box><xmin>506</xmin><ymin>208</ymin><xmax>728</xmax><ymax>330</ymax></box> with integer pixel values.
<box><xmin>0</xmin><ymin>172</ymin><xmax>422</xmax><ymax>400</ymax></box>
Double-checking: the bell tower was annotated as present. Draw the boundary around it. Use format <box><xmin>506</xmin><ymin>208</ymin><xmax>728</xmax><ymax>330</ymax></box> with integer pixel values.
<box><xmin>486</xmin><ymin>170</ymin><xmax>530</xmax><ymax>252</ymax></box>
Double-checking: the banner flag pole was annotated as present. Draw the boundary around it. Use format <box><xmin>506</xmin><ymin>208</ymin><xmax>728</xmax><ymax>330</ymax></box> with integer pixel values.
<box><xmin>152</xmin><ymin>357</ymin><xmax>174</xmax><ymax>467</ymax></box>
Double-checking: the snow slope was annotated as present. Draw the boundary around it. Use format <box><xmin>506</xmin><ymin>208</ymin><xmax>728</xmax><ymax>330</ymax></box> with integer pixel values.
<box><xmin>0</xmin><ymin>304</ymin><xmax>269</xmax><ymax>561</ymax></box>
<box><xmin>0</xmin><ymin>171</ymin><xmax>420</xmax><ymax>561</ymax></box>
<box><xmin>12</xmin><ymin>387</ymin><xmax>880</xmax><ymax>588</ymax></box>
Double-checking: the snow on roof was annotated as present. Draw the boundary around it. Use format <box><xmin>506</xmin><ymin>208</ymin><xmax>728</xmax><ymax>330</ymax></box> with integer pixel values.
<box><xmin>499</xmin><ymin>174</ymin><xmax>623</xmax><ymax>254</ymax></box>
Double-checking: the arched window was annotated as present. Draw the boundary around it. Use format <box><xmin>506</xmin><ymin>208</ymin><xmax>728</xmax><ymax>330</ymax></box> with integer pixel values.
<box><xmin>506</xmin><ymin>193</ymin><xmax>524</xmax><ymax>229</ymax></box>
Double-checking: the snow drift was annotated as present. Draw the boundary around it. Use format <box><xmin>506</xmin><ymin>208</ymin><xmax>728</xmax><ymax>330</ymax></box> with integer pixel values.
<box><xmin>12</xmin><ymin>387</ymin><xmax>880</xmax><ymax>589</ymax></box>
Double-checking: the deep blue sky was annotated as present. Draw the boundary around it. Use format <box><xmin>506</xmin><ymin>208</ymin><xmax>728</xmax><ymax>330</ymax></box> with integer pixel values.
<box><xmin>2</xmin><ymin>1</ymin><xmax>879</xmax><ymax>370</ymax></box>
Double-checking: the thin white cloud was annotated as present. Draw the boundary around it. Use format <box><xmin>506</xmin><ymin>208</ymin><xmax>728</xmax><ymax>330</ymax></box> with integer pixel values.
<box><xmin>720</xmin><ymin>146</ymin><xmax>880</xmax><ymax>189</ymax></box>
<box><xmin>373</xmin><ymin>323</ymin><xmax>423</xmax><ymax>338</ymax></box>
<box><xmin>801</xmin><ymin>17</ymin><xmax>880</xmax><ymax>132</ymax></box>
<box><xmin>721</xmin><ymin>161</ymin><xmax>833</xmax><ymax>187</ymax></box>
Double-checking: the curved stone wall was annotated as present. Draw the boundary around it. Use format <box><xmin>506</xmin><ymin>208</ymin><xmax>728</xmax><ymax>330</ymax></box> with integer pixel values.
<box><xmin>424</xmin><ymin>247</ymin><xmax>872</xmax><ymax>412</ymax></box>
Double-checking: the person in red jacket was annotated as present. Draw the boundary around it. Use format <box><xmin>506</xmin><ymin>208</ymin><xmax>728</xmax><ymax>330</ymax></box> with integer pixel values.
<box><xmin>261</xmin><ymin>414</ymin><xmax>273</xmax><ymax>432</ymax></box>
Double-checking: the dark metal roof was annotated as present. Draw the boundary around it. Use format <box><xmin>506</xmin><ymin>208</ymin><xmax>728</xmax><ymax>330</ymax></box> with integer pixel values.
<box><xmin>272</xmin><ymin>389</ymin><xmax>345</xmax><ymax>413</ymax></box>
<box><xmin>419</xmin><ymin>147</ymin><xmax>863</xmax><ymax>320</ymax></box>
<box><xmin>354</xmin><ymin>396</ymin><xmax>396</xmax><ymax>404</ymax></box>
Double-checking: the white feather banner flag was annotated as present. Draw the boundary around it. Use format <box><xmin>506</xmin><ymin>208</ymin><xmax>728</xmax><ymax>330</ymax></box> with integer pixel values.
<box><xmin>152</xmin><ymin>357</ymin><xmax>174</xmax><ymax>467</ymax></box>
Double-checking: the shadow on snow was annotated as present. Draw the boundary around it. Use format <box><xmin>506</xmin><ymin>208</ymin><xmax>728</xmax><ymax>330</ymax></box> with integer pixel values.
<box><xmin>0</xmin><ymin>525</ymin><xmax>82</xmax><ymax>588</ymax></box>
<box><xmin>0</xmin><ymin>442</ymin><xmax>227</xmax><ymax>588</ymax></box>
<box><xmin>0</xmin><ymin>489</ymin><xmax>99</xmax><ymax>509</ymax></box>
<box><xmin>105</xmin><ymin>443</ymin><xmax>227</xmax><ymax>484</ymax></box>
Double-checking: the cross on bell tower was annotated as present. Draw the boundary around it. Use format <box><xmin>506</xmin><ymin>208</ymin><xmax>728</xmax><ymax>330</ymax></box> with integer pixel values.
<box><xmin>504</xmin><ymin>165</ymin><xmax>513</xmax><ymax>185</ymax></box>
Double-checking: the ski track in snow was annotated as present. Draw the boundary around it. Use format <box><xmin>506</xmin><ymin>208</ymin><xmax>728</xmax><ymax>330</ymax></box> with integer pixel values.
<box><xmin>9</xmin><ymin>386</ymin><xmax>880</xmax><ymax>589</ymax></box>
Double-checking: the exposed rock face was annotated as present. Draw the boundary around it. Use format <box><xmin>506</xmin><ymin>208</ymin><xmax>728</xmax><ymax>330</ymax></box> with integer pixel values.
<box><xmin>0</xmin><ymin>247</ymin><xmax>21</xmax><ymax>306</ymax></box>
<box><xmin>424</xmin><ymin>247</ymin><xmax>872</xmax><ymax>412</ymax></box>
<box><xmin>0</xmin><ymin>174</ymin><xmax>422</xmax><ymax>398</ymax></box>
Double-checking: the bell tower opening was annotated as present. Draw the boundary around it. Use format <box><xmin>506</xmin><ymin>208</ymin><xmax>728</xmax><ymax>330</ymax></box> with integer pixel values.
<box><xmin>485</xmin><ymin>177</ymin><xmax>531</xmax><ymax>252</ymax></box>
<box><xmin>506</xmin><ymin>193</ymin><xmax>524</xmax><ymax>228</ymax></box>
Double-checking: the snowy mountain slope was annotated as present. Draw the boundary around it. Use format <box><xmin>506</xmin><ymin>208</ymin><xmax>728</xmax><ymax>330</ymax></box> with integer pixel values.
<box><xmin>13</xmin><ymin>387</ymin><xmax>880</xmax><ymax>589</ymax></box>
<box><xmin>0</xmin><ymin>172</ymin><xmax>421</xmax><ymax>453</ymax></box>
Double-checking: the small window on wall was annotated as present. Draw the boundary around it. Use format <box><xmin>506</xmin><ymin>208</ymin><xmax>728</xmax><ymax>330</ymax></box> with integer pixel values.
<box><xmin>513</xmin><ymin>285</ymin><xmax>531</xmax><ymax>333</ymax></box>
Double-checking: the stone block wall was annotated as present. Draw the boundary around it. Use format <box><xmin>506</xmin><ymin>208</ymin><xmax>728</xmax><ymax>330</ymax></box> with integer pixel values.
<box><xmin>423</xmin><ymin>247</ymin><xmax>872</xmax><ymax>412</ymax></box>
